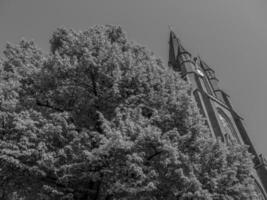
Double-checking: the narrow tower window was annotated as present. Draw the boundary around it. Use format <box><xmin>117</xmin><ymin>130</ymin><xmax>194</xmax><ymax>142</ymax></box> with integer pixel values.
<box><xmin>217</xmin><ymin>108</ymin><xmax>241</xmax><ymax>144</ymax></box>
<box><xmin>253</xmin><ymin>181</ymin><xmax>266</xmax><ymax>200</ymax></box>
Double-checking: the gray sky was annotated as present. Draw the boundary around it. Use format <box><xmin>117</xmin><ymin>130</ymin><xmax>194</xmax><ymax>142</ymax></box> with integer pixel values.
<box><xmin>1</xmin><ymin>0</ymin><xmax>267</xmax><ymax>155</ymax></box>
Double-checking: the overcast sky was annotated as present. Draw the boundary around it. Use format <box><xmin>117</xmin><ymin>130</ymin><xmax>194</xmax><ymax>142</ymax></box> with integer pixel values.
<box><xmin>1</xmin><ymin>0</ymin><xmax>267</xmax><ymax>155</ymax></box>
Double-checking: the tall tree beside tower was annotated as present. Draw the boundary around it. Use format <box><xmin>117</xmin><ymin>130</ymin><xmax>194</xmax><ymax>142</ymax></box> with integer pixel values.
<box><xmin>0</xmin><ymin>25</ymin><xmax>258</xmax><ymax>200</ymax></box>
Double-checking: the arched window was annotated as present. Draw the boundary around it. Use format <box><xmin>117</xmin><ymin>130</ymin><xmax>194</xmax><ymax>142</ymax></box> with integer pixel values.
<box><xmin>217</xmin><ymin>108</ymin><xmax>241</xmax><ymax>144</ymax></box>
<box><xmin>253</xmin><ymin>180</ymin><xmax>266</xmax><ymax>200</ymax></box>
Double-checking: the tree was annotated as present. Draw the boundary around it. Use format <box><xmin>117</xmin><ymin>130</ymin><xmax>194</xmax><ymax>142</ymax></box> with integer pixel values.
<box><xmin>0</xmin><ymin>25</ymin><xmax>257</xmax><ymax>200</ymax></box>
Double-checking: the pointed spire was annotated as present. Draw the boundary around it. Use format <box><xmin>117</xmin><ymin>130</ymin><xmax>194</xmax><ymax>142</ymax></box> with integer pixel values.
<box><xmin>169</xmin><ymin>29</ymin><xmax>190</xmax><ymax>60</ymax></box>
<box><xmin>168</xmin><ymin>30</ymin><xmax>177</xmax><ymax>66</ymax></box>
<box><xmin>168</xmin><ymin>28</ymin><xmax>193</xmax><ymax>73</ymax></box>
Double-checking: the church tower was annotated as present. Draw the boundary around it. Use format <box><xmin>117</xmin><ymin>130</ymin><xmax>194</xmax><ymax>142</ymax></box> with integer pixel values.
<box><xmin>168</xmin><ymin>30</ymin><xmax>267</xmax><ymax>199</ymax></box>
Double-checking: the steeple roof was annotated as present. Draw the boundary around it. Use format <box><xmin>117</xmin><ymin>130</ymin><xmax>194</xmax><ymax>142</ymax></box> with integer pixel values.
<box><xmin>169</xmin><ymin>30</ymin><xmax>190</xmax><ymax>59</ymax></box>
<box><xmin>168</xmin><ymin>30</ymin><xmax>192</xmax><ymax>72</ymax></box>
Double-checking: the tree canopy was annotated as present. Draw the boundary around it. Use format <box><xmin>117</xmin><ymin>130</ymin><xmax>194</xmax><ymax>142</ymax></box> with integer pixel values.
<box><xmin>0</xmin><ymin>25</ymin><xmax>258</xmax><ymax>200</ymax></box>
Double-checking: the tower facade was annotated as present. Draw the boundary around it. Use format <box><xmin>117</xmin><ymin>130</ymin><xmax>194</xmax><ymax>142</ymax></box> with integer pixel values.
<box><xmin>168</xmin><ymin>30</ymin><xmax>267</xmax><ymax>199</ymax></box>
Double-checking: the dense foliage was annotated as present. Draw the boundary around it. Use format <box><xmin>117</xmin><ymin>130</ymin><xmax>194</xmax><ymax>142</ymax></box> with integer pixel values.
<box><xmin>0</xmin><ymin>25</ymin><xmax>257</xmax><ymax>200</ymax></box>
